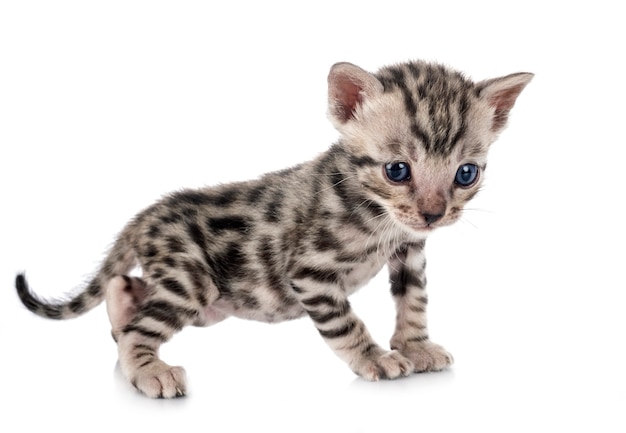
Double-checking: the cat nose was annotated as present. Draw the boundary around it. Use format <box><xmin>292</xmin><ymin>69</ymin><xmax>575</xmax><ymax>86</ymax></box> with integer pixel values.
<box><xmin>417</xmin><ymin>192</ymin><xmax>447</xmax><ymax>226</ymax></box>
<box><xmin>421</xmin><ymin>212</ymin><xmax>444</xmax><ymax>225</ymax></box>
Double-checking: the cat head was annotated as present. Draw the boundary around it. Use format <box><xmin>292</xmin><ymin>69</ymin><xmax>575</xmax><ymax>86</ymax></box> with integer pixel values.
<box><xmin>327</xmin><ymin>60</ymin><xmax>532</xmax><ymax>234</ymax></box>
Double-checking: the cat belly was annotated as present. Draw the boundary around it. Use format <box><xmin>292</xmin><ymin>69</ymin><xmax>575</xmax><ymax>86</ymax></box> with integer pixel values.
<box><xmin>195</xmin><ymin>304</ymin><xmax>230</xmax><ymax>326</ymax></box>
<box><xmin>197</xmin><ymin>258</ymin><xmax>386</xmax><ymax>325</ymax></box>
<box><xmin>204</xmin><ymin>293</ymin><xmax>307</xmax><ymax>324</ymax></box>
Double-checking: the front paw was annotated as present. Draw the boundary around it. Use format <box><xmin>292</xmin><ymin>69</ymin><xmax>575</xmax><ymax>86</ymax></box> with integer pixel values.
<box><xmin>351</xmin><ymin>348</ymin><xmax>414</xmax><ymax>380</ymax></box>
<box><xmin>394</xmin><ymin>340</ymin><xmax>453</xmax><ymax>372</ymax></box>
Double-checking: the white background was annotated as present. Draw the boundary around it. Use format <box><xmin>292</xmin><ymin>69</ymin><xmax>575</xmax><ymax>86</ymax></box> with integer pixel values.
<box><xmin>1</xmin><ymin>1</ymin><xmax>624</xmax><ymax>432</ymax></box>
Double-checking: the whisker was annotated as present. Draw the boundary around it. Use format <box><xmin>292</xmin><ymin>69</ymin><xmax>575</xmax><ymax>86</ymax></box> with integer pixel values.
<box><xmin>348</xmin><ymin>199</ymin><xmax>374</xmax><ymax>221</ymax></box>
<box><xmin>366</xmin><ymin>212</ymin><xmax>390</xmax><ymax>248</ymax></box>
<box><xmin>459</xmin><ymin>217</ymin><xmax>479</xmax><ymax>229</ymax></box>
<box><xmin>362</xmin><ymin>210</ymin><xmax>388</xmax><ymax>226</ymax></box>
<box><xmin>314</xmin><ymin>174</ymin><xmax>357</xmax><ymax>195</ymax></box>
<box><xmin>308</xmin><ymin>172</ymin><xmax>349</xmax><ymax>177</ymax></box>
<box><xmin>462</xmin><ymin>207</ymin><xmax>497</xmax><ymax>214</ymax></box>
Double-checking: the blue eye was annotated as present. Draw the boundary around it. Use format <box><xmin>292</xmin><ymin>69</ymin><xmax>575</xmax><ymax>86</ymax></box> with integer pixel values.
<box><xmin>455</xmin><ymin>164</ymin><xmax>479</xmax><ymax>187</ymax></box>
<box><xmin>385</xmin><ymin>162</ymin><xmax>411</xmax><ymax>182</ymax></box>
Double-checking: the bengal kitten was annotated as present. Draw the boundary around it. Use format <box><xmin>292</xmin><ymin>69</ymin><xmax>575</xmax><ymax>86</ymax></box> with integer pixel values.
<box><xmin>16</xmin><ymin>59</ymin><xmax>532</xmax><ymax>398</ymax></box>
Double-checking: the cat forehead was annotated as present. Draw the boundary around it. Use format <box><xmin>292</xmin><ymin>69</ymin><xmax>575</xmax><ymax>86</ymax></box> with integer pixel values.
<box><xmin>376</xmin><ymin>61</ymin><xmax>474</xmax><ymax>99</ymax></box>
<box><xmin>373</xmin><ymin>62</ymin><xmax>482</xmax><ymax>158</ymax></box>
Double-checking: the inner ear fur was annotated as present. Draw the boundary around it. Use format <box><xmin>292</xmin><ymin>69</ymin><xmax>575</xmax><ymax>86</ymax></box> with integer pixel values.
<box><xmin>327</xmin><ymin>62</ymin><xmax>384</xmax><ymax>124</ymax></box>
<box><xmin>477</xmin><ymin>72</ymin><xmax>534</xmax><ymax>132</ymax></box>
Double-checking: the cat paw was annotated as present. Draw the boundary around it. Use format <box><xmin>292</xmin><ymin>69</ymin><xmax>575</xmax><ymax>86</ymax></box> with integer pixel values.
<box><xmin>395</xmin><ymin>340</ymin><xmax>453</xmax><ymax>372</ymax></box>
<box><xmin>352</xmin><ymin>349</ymin><xmax>414</xmax><ymax>380</ymax></box>
<box><xmin>131</xmin><ymin>362</ymin><xmax>187</xmax><ymax>398</ymax></box>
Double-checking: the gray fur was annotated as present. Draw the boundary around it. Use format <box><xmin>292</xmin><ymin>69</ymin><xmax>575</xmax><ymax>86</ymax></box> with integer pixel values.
<box><xmin>15</xmin><ymin>59</ymin><xmax>532</xmax><ymax>398</ymax></box>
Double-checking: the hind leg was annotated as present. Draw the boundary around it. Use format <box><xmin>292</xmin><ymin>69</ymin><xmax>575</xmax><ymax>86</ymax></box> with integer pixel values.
<box><xmin>105</xmin><ymin>275</ymin><xmax>149</xmax><ymax>342</ymax></box>
<box><xmin>117</xmin><ymin>325</ymin><xmax>189</xmax><ymax>398</ymax></box>
<box><xmin>114</xmin><ymin>272</ymin><xmax>218</xmax><ymax>398</ymax></box>
<box><xmin>105</xmin><ymin>275</ymin><xmax>189</xmax><ymax>397</ymax></box>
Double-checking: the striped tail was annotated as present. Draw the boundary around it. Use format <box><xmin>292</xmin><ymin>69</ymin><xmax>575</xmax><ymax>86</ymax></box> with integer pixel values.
<box><xmin>15</xmin><ymin>273</ymin><xmax>106</xmax><ymax>320</ymax></box>
<box><xmin>15</xmin><ymin>230</ymin><xmax>137</xmax><ymax>320</ymax></box>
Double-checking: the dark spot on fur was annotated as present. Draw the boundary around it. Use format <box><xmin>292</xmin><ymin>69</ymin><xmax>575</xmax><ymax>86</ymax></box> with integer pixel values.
<box><xmin>139</xmin><ymin>300</ymin><xmax>197</xmax><ymax>330</ymax></box>
<box><xmin>292</xmin><ymin>267</ymin><xmax>340</xmax><ymax>284</ymax></box>
<box><xmin>122</xmin><ymin>324</ymin><xmax>167</xmax><ymax>341</ymax></box>
<box><xmin>300</xmin><ymin>294</ymin><xmax>339</xmax><ymax>308</ymax></box>
<box><xmin>389</xmin><ymin>266</ymin><xmax>423</xmax><ymax>297</ymax></box>
<box><xmin>165</xmin><ymin>236</ymin><xmax>186</xmax><ymax>254</ymax></box>
<box><xmin>163</xmin><ymin>257</ymin><xmax>178</xmax><ymax>268</ymax></box>
<box><xmin>207</xmin><ymin>216</ymin><xmax>250</xmax><ymax>234</ymax></box>
<box><xmin>147</xmin><ymin>224</ymin><xmax>161</xmax><ymax>238</ymax></box>
<box><xmin>143</xmin><ymin>244</ymin><xmax>159</xmax><ymax>258</ymax></box>
<box><xmin>151</xmin><ymin>267</ymin><xmax>165</xmax><ymax>281</ymax></box>
<box><xmin>161</xmin><ymin>277</ymin><xmax>190</xmax><ymax>299</ymax></box>
<box><xmin>68</xmin><ymin>295</ymin><xmax>85</xmax><ymax>313</ymax></box>
<box><xmin>264</xmin><ymin>190</ymin><xmax>284</xmax><ymax>223</ymax></box>
<box><xmin>313</xmin><ymin>228</ymin><xmax>341</xmax><ymax>251</ymax></box>
<box><xmin>239</xmin><ymin>292</ymin><xmax>260</xmax><ymax>309</ymax></box>
<box><xmin>87</xmin><ymin>281</ymin><xmax>102</xmax><ymax>297</ymax></box>
<box><xmin>317</xmin><ymin>320</ymin><xmax>357</xmax><ymax>339</ymax></box>
<box><xmin>208</xmin><ymin>243</ymin><xmax>248</xmax><ymax>297</ymax></box>
<box><xmin>247</xmin><ymin>184</ymin><xmax>267</xmax><ymax>203</ymax></box>
<box><xmin>349</xmin><ymin>154</ymin><xmax>378</xmax><ymax>167</ymax></box>
<box><xmin>159</xmin><ymin>213</ymin><xmax>179</xmax><ymax>225</ymax></box>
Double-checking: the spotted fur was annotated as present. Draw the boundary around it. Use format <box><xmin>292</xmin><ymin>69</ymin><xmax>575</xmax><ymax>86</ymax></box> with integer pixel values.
<box><xmin>15</xmin><ymin>59</ymin><xmax>532</xmax><ymax>398</ymax></box>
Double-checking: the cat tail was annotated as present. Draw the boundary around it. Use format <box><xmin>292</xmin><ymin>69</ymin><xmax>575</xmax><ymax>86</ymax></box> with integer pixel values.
<box><xmin>15</xmin><ymin>227</ymin><xmax>138</xmax><ymax>320</ymax></box>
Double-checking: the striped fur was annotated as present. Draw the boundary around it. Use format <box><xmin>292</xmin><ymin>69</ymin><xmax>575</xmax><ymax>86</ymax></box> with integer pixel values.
<box><xmin>15</xmin><ymin>59</ymin><xmax>532</xmax><ymax>397</ymax></box>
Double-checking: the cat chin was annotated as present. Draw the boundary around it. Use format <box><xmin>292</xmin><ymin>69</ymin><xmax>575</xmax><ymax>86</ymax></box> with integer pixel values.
<box><xmin>411</xmin><ymin>226</ymin><xmax>436</xmax><ymax>236</ymax></box>
<box><xmin>398</xmin><ymin>218</ymin><xmax>458</xmax><ymax>237</ymax></box>
<box><xmin>396</xmin><ymin>221</ymin><xmax>436</xmax><ymax>237</ymax></box>
<box><xmin>389</xmin><ymin>217</ymin><xmax>431</xmax><ymax>236</ymax></box>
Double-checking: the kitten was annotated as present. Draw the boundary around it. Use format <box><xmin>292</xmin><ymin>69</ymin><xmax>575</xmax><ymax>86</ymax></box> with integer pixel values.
<box><xmin>16</xmin><ymin>60</ymin><xmax>532</xmax><ymax>398</ymax></box>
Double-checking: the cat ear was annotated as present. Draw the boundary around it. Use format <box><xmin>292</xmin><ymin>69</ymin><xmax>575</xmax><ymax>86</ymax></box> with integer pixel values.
<box><xmin>477</xmin><ymin>72</ymin><xmax>534</xmax><ymax>132</ymax></box>
<box><xmin>327</xmin><ymin>62</ymin><xmax>384</xmax><ymax>125</ymax></box>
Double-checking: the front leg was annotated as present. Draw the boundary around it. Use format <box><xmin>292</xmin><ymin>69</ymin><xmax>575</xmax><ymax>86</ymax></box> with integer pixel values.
<box><xmin>291</xmin><ymin>276</ymin><xmax>413</xmax><ymax>380</ymax></box>
<box><xmin>388</xmin><ymin>242</ymin><xmax>453</xmax><ymax>372</ymax></box>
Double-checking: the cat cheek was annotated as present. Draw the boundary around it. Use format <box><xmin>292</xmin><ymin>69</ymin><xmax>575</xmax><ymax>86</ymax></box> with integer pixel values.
<box><xmin>448</xmin><ymin>206</ymin><xmax>464</xmax><ymax>221</ymax></box>
<box><xmin>458</xmin><ymin>187</ymin><xmax>481</xmax><ymax>203</ymax></box>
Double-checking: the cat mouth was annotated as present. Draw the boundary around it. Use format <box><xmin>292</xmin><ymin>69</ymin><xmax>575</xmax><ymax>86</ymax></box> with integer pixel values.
<box><xmin>389</xmin><ymin>209</ymin><xmax>456</xmax><ymax>234</ymax></box>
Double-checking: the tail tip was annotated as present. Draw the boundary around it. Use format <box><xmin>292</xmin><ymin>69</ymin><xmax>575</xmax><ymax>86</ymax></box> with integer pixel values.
<box><xmin>15</xmin><ymin>272</ymin><xmax>41</xmax><ymax>313</ymax></box>
<box><xmin>15</xmin><ymin>272</ymin><xmax>28</xmax><ymax>293</ymax></box>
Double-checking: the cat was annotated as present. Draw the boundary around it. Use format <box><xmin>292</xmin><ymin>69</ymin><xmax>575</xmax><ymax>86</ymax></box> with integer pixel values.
<box><xmin>15</xmin><ymin>59</ymin><xmax>532</xmax><ymax>398</ymax></box>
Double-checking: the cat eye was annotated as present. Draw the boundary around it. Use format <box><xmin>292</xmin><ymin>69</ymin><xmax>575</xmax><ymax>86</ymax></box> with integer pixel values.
<box><xmin>455</xmin><ymin>164</ymin><xmax>479</xmax><ymax>187</ymax></box>
<box><xmin>384</xmin><ymin>162</ymin><xmax>411</xmax><ymax>183</ymax></box>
